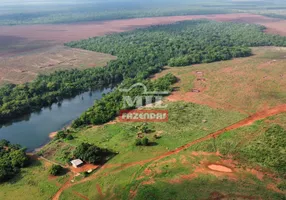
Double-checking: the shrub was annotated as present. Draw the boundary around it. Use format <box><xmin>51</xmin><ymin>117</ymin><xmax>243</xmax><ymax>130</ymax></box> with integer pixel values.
<box><xmin>49</xmin><ymin>165</ymin><xmax>63</xmax><ymax>176</ymax></box>
<box><xmin>142</xmin><ymin>137</ymin><xmax>149</xmax><ymax>146</ymax></box>
<box><xmin>135</xmin><ymin>138</ymin><xmax>142</xmax><ymax>146</ymax></box>
<box><xmin>277</xmin><ymin>181</ymin><xmax>286</xmax><ymax>191</ymax></box>
<box><xmin>240</xmin><ymin>125</ymin><xmax>286</xmax><ymax>174</ymax></box>
<box><xmin>66</xmin><ymin>134</ymin><xmax>74</xmax><ymax>140</ymax></box>
<box><xmin>55</xmin><ymin>131</ymin><xmax>66</xmax><ymax>140</ymax></box>
<box><xmin>135</xmin><ymin>137</ymin><xmax>149</xmax><ymax>146</ymax></box>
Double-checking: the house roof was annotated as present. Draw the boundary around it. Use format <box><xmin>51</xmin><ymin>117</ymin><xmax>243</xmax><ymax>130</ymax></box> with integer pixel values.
<box><xmin>71</xmin><ymin>159</ymin><xmax>83</xmax><ymax>166</ymax></box>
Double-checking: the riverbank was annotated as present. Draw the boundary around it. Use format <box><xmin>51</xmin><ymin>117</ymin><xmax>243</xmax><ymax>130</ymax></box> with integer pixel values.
<box><xmin>0</xmin><ymin>88</ymin><xmax>112</xmax><ymax>152</ymax></box>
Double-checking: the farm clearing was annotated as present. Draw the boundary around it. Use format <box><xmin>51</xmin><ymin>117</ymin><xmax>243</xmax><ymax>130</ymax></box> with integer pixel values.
<box><xmin>154</xmin><ymin>47</ymin><xmax>286</xmax><ymax>114</ymax></box>
<box><xmin>0</xmin><ymin>45</ymin><xmax>115</xmax><ymax>85</ymax></box>
<box><xmin>1</xmin><ymin>13</ymin><xmax>286</xmax><ymax>85</ymax></box>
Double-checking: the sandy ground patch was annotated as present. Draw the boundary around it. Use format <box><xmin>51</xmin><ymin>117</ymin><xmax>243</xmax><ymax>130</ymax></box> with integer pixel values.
<box><xmin>207</xmin><ymin>164</ymin><xmax>233</xmax><ymax>173</ymax></box>
<box><xmin>0</xmin><ymin>45</ymin><xmax>116</xmax><ymax>85</ymax></box>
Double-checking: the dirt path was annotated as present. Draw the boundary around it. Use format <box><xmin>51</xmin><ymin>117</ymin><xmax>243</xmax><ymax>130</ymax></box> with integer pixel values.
<box><xmin>73</xmin><ymin>191</ymin><xmax>89</xmax><ymax>200</ymax></box>
<box><xmin>52</xmin><ymin>104</ymin><xmax>286</xmax><ymax>200</ymax></box>
<box><xmin>96</xmin><ymin>184</ymin><xmax>104</xmax><ymax>200</ymax></box>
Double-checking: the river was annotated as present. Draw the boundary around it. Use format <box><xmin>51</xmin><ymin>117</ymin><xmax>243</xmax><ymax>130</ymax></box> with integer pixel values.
<box><xmin>0</xmin><ymin>88</ymin><xmax>111</xmax><ymax>152</ymax></box>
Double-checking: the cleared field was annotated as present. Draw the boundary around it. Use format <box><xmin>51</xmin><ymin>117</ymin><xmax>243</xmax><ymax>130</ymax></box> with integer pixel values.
<box><xmin>0</xmin><ymin>13</ymin><xmax>283</xmax><ymax>44</ymax></box>
<box><xmin>0</xmin><ymin>158</ymin><xmax>65</xmax><ymax>200</ymax></box>
<box><xmin>0</xmin><ymin>45</ymin><xmax>116</xmax><ymax>85</ymax></box>
<box><xmin>153</xmin><ymin>47</ymin><xmax>286</xmax><ymax>114</ymax></box>
<box><xmin>0</xmin><ymin>13</ymin><xmax>285</xmax><ymax>85</ymax></box>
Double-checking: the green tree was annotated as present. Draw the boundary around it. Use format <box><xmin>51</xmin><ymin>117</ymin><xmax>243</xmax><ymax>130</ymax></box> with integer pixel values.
<box><xmin>142</xmin><ymin>137</ymin><xmax>149</xmax><ymax>146</ymax></box>
<box><xmin>49</xmin><ymin>165</ymin><xmax>63</xmax><ymax>176</ymax></box>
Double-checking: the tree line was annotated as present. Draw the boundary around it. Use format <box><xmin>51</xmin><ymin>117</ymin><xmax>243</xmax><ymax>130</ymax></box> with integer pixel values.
<box><xmin>71</xmin><ymin>73</ymin><xmax>177</xmax><ymax>127</ymax></box>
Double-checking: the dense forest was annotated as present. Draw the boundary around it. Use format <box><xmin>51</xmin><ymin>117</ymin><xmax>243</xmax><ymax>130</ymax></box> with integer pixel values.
<box><xmin>1</xmin><ymin>20</ymin><xmax>286</xmax><ymax>125</ymax></box>
<box><xmin>67</xmin><ymin>20</ymin><xmax>286</xmax><ymax>66</ymax></box>
<box><xmin>0</xmin><ymin>140</ymin><xmax>29</xmax><ymax>182</ymax></box>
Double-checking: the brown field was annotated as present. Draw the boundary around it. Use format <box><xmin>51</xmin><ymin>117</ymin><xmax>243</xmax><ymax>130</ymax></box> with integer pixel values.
<box><xmin>0</xmin><ymin>13</ymin><xmax>286</xmax><ymax>85</ymax></box>
<box><xmin>0</xmin><ymin>46</ymin><xmax>116</xmax><ymax>85</ymax></box>
<box><xmin>0</xmin><ymin>13</ymin><xmax>283</xmax><ymax>44</ymax></box>
<box><xmin>153</xmin><ymin>47</ymin><xmax>286</xmax><ymax>114</ymax></box>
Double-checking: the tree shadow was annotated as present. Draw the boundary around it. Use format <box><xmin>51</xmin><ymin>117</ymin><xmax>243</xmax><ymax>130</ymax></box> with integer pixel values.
<box><xmin>58</xmin><ymin>167</ymin><xmax>70</xmax><ymax>176</ymax></box>
<box><xmin>148</xmin><ymin>142</ymin><xmax>158</xmax><ymax>146</ymax></box>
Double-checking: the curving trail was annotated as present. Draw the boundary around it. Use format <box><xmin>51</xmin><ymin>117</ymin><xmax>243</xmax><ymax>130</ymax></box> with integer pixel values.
<box><xmin>73</xmin><ymin>191</ymin><xmax>89</xmax><ymax>200</ymax></box>
<box><xmin>52</xmin><ymin>104</ymin><xmax>286</xmax><ymax>200</ymax></box>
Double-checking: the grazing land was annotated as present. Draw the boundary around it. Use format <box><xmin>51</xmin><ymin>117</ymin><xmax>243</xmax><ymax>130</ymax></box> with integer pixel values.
<box><xmin>0</xmin><ymin>159</ymin><xmax>62</xmax><ymax>200</ymax></box>
<box><xmin>154</xmin><ymin>47</ymin><xmax>286</xmax><ymax>114</ymax></box>
<box><xmin>22</xmin><ymin>47</ymin><xmax>285</xmax><ymax>200</ymax></box>
<box><xmin>36</xmin><ymin>102</ymin><xmax>286</xmax><ymax>200</ymax></box>
<box><xmin>0</xmin><ymin>46</ymin><xmax>115</xmax><ymax>85</ymax></box>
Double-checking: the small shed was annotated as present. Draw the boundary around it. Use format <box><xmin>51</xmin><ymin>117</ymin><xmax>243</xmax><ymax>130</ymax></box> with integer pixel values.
<box><xmin>191</xmin><ymin>89</ymin><xmax>201</xmax><ymax>93</ymax></box>
<box><xmin>71</xmin><ymin>159</ymin><xmax>84</xmax><ymax>168</ymax></box>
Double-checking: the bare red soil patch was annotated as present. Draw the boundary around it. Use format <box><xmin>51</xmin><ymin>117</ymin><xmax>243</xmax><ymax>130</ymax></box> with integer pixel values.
<box><xmin>72</xmin><ymin>164</ymin><xmax>99</xmax><ymax>173</ymax></box>
<box><xmin>267</xmin><ymin>183</ymin><xmax>286</xmax><ymax>194</ymax></box>
<box><xmin>207</xmin><ymin>164</ymin><xmax>233</xmax><ymax>173</ymax></box>
<box><xmin>262</xmin><ymin>21</ymin><xmax>286</xmax><ymax>36</ymax></box>
<box><xmin>49</xmin><ymin>132</ymin><xmax>58</xmax><ymax>139</ymax></box>
<box><xmin>142</xmin><ymin>179</ymin><xmax>155</xmax><ymax>185</ymax></box>
<box><xmin>73</xmin><ymin>191</ymin><xmax>89</xmax><ymax>200</ymax></box>
<box><xmin>96</xmin><ymin>184</ymin><xmax>104</xmax><ymax>200</ymax></box>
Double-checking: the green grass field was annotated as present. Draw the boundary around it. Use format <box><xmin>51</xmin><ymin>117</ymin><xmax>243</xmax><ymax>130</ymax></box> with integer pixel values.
<box><xmin>0</xmin><ymin>159</ymin><xmax>61</xmax><ymax>200</ymax></box>
<box><xmin>38</xmin><ymin>101</ymin><xmax>285</xmax><ymax>199</ymax></box>
<box><xmin>55</xmin><ymin>113</ymin><xmax>286</xmax><ymax>200</ymax></box>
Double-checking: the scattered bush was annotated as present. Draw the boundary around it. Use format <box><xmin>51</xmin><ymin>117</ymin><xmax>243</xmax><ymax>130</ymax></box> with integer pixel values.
<box><xmin>135</xmin><ymin>138</ymin><xmax>143</xmax><ymax>146</ymax></box>
<box><xmin>49</xmin><ymin>165</ymin><xmax>63</xmax><ymax>176</ymax></box>
<box><xmin>135</xmin><ymin>137</ymin><xmax>149</xmax><ymax>146</ymax></box>
<box><xmin>240</xmin><ymin>125</ymin><xmax>286</xmax><ymax>175</ymax></box>
<box><xmin>277</xmin><ymin>181</ymin><xmax>286</xmax><ymax>191</ymax></box>
<box><xmin>66</xmin><ymin>134</ymin><xmax>74</xmax><ymax>140</ymax></box>
<box><xmin>55</xmin><ymin>131</ymin><xmax>66</xmax><ymax>140</ymax></box>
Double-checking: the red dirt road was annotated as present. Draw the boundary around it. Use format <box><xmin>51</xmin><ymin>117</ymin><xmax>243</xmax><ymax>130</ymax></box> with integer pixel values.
<box><xmin>0</xmin><ymin>13</ymin><xmax>284</xmax><ymax>44</ymax></box>
<box><xmin>51</xmin><ymin>104</ymin><xmax>286</xmax><ymax>200</ymax></box>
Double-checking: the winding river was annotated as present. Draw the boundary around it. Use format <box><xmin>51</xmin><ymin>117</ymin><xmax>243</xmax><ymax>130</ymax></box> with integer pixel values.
<box><xmin>0</xmin><ymin>88</ymin><xmax>111</xmax><ymax>152</ymax></box>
